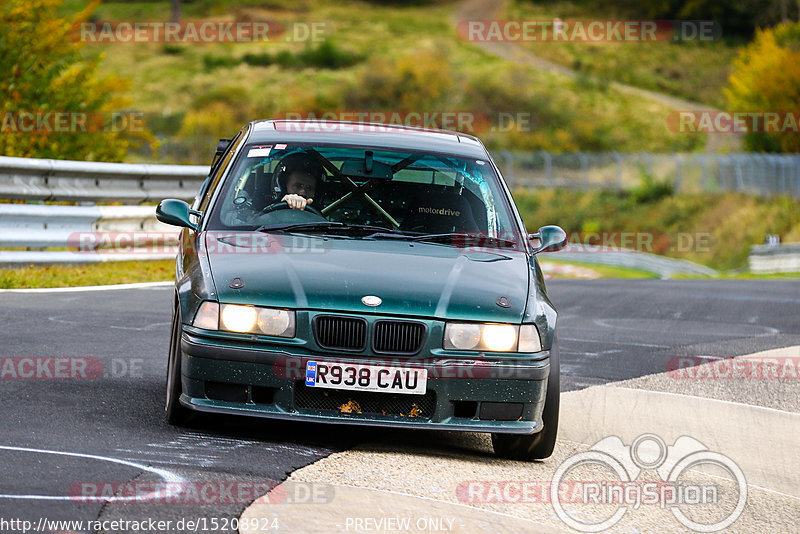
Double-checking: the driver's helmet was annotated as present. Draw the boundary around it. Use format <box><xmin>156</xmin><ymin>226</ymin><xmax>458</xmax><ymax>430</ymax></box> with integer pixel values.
<box><xmin>272</xmin><ymin>152</ymin><xmax>326</xmax><ymax>200</ymax></box>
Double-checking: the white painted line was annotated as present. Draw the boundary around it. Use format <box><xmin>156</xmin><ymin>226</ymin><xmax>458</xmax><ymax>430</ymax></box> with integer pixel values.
<box><xmin>560</xmin><ymin>385</ymin><xmax>800</xmax><ymax>498</ymax></box>
<box><xmin>560</xmin><ymin>337</ymin><xmax>669</xmax><ymax>348</ymax></box>
<box><xmin>0</xmin><ymin>281</ymin><xmax>173</xmax><ymax>293</ymax></box>
<box><xmin>612</xmin><ymin>385</ymin><xmax>800</xmax><ymax>416</ymax></box>
<box><xmin>0</xmin><ymin>445</ymin><xmax>184</xmax><ymax>502</ymax></box>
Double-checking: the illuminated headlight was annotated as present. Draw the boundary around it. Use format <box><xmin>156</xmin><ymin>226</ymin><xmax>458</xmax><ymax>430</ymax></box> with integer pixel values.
<box><xmin>444</xmin><ymin>323</ymin><xmax>541</xmax><ymax>353</ymax></box>
<box><xmin>482</xmin><ymin>324</ymin><xmax>517</xmax><ymax>351</ymax></box>
<box><xmin>193</xmin><ymin>302</ymin><xmax>295</xmax><ymax>337</ymax></box>
<box><xmin>220</xmin><ymin>304</ymin><xmax>257</xmax><ymax>333</ymax></box>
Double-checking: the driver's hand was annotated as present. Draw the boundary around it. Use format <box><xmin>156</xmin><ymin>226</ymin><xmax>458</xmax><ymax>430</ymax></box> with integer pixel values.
<box><xmin>282</xmin><ymin>194</ymin><xmax>313</xmax><ymax>210</ymax></box>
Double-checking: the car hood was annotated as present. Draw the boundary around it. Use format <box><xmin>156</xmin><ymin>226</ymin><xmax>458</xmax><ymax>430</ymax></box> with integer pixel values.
<box><xmin>203</xmin><ymin>232</ymin><xmax>529</xmax><ymax>322</ymax></box>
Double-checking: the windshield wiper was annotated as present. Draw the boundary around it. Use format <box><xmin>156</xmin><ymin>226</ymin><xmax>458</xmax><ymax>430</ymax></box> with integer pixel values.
<box><xmin>256</xmin><ymin>222</ymin><xmax>345</xmax><ymax>233</ymax></box>
<box><xmin>256</xmin><ymin>222</ymin><xmax>405</xmax><ymax>237</ymax></box>
<box><xmin>410</xmin><ymin>232</ymin><xmax>519</xmax><ymax>249</ymax></box>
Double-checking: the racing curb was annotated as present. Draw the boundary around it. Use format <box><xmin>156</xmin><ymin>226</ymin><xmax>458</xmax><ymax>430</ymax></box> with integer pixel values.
<box><xmin>239</xmin><ymin>346</ymin><xmax>800</xmax><ymax>532</ymax></box>
<box><xmin>560</xmin><ymin>346</ymin><xmax>800</xmax><ymax>499</ymax></box>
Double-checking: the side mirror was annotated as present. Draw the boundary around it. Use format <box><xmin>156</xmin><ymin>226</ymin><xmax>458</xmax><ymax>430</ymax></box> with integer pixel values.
<box><xmin>215</xmin><ymin>138</ymin><xmax>232</xmax><ymax>159</ymax></box>
<box><xmin>529</xmin><ymin>225</ymin><xmax>567</xmax><ymax>254</ymax></box>
<box><xmin>156</xmin><ymin>199</ymin><xmax>200</xmax><ymax>231</ymax></box>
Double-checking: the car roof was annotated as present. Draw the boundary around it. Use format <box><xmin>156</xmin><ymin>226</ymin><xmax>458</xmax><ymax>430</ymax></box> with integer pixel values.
<box><xmin>247</xmin><ymin>120</ymin><xmax>489</xmax><ymax>159</ymax></box>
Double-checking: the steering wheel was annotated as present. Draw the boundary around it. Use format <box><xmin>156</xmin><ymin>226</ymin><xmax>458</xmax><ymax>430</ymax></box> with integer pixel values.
<box><xmin>258</xmin><ymin>200</ymin><xmax>325</xmax><ymax>218</ymax></box>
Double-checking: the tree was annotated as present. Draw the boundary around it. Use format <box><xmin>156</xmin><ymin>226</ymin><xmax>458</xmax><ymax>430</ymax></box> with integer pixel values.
<box><xmin>0</xmin><ymin>0</ymin><xmax>152</xmax><ymax>161</ymax></box>
<box><xmin>725</xmin><ymin>21</ymin><xmax>800</xmax><ymax>152</ymax></box>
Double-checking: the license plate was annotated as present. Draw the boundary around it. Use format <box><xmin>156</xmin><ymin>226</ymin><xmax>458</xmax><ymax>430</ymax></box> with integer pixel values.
<box><xmin>304</xmin><ymin>361</ymin><xmax>427</xmax><ymax>395</ymax></box>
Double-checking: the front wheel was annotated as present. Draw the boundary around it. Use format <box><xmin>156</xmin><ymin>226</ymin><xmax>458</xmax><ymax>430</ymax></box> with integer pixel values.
<box><xmin>166</xmin><ymin>304</ymin><xmax>194</xmax><ymax>426</ymax></box>
<box><xmin>492</xmin><ymin>334</ymin><xmax>560</xmax><ymax>460</ymax></box>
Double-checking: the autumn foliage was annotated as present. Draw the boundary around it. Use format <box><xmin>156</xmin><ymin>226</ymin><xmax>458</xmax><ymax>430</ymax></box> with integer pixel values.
<box><xmin>0</xmin><ymin>0</ymin><xmax>151</xmax><ymax>161</ymax></box>
<box><xmin>725</xmin><ymin>21</ymin><xmax>800</xmax><ymax>152</ymax></box>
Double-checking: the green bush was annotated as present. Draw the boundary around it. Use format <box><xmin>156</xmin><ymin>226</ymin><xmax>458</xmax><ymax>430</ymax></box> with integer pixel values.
<box><xmin>202</xmin><ymin>54</ymin><xmax>241</xmax><ymax>69</ymax></box>
<box><xmin>297</xmin><ymin>40</ymin><xmax>362</xmax><ymax>69</ymax></box>
<box><xmin>631</xmin><ymin>168</ymin><xmax>674</xmax><ymax>204</ymax></box>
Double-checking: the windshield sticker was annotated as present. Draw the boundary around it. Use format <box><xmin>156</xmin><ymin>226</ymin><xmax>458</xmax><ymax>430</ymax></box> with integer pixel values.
<box><xmin>247</xmin><ymin>146</ymin><xmax>272</xmax><ymax>158</ymax></box>
<box><xmin>274</xmin><ymin>144</ymin><xmax>287</xmax><ymax>150</ymax></box>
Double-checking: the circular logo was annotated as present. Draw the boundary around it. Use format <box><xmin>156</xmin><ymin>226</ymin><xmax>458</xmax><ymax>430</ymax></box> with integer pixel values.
<box><xmin>361</xmin><ymin>295</ymin><xmax>382</xmax><ymax>307</ymax></box>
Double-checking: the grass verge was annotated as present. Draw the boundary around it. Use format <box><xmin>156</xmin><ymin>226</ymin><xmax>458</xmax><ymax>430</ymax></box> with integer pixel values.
<box><xmin>514</xmin><ymin>189</ymin><xmax>800</xmax><ymax>270</ymax></box>
<box><xmin>505</xmin><ymin>0</ymin><xmax>742</xmax><ymax>108</ymax></box>
<box><xmin>0</xmin><ymin>260</ymin><xmax>174</xmax><ymax>289</ymax></box>
<box><xmin>69</xmin><ymin>0</ymin><xmax>702</xmax><ymax>162</ymax></box>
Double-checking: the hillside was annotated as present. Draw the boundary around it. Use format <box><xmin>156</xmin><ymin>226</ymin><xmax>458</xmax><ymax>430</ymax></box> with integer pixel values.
<box><xmin>58</xmin><ymin>0</ymin><xmax>739</xmax><ymax>163</ymax></box>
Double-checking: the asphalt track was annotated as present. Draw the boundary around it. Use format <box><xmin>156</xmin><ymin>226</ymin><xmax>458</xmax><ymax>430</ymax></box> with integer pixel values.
<box><xmin>0</xmin><ymin>279</ymin><xmax>798</xmax><ymax>533</ymax></box>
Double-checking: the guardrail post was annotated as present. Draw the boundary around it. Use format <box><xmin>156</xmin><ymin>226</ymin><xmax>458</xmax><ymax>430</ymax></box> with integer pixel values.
<box><xmin>673</xmin><ymin>153</ymin><xmax>682</xmax><ymax>193</ymax></box>
<box><xmin>541</xmin><ymin>150</ymin><xmax>553</xmax><ymax>187</ymax></box>
<box><xmin>578</xmin><ymin>152</ymin><xmax>589</xmax><ymax>189</ymax></box>
<box><xmin>612</xmin><ymin>151</ymin><xmax>623</xmax><ymax>190</ymax></box>
<box><xmin>499</xmin><ymin>150</ymin><xmax>515</xmax><ymax>189</ymax></box>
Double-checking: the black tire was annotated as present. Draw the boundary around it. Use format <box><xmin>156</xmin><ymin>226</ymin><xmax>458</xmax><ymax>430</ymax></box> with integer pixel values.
<box><xmin>492</xmin><ymin>334</ymin><xmax>560</xmax><ymax>460</ymax></box>
<box><xmin>166</xmin><ymin>303</ymin><xmax>194</xmax><ymax>426</ymax></box>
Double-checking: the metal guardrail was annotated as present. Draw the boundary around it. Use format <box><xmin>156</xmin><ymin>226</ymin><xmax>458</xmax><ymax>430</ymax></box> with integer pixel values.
<box><xmin>0</xmin><ymin>204</ymin><xmax>177</xmax><ymax>249</ymax></box>
<box><xmin>498</xmin><ymin>151</ymin><xmax>800</xmax><ymax>198</ymax></box>
<box><xmin>0</xmin><ymin>155</ymin><xmax>208</xmax><ymax>203</ymax></box>
<box><xmin>541</xmin><ymin>245</ymin><xmax>717</xmax><ymax>277</ymax></box>
<box><xmin>0</xmin><ymin>203</ymin><xmax>180</xmax><ymax>265</ymax></box>
<box><xmin>1</xmin><ymin>153</ymin><xmax>786</xmax><ymax>271</ymax></box>
<box><xmin>0</xmin><ymin>155</ymin><xmax>202</xmax><ymax>264</ymax></box>
<box><xmin>749</xmin><ymin>243</ymin><xmax>800</xmax><ymax>274</ymax></box>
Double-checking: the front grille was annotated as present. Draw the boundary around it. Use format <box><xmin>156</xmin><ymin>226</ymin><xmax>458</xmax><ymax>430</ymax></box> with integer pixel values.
<box><xmin>373</xmin><ymin>320</ymin><xmax>426</xmax><ymax>354</ymax></box>
<box><xmin>294</xmin><ymin>382</ymin><xmax>436</xmax><ymax>418</ymax></box>
<box><xmin>313</xmin><ymin>315</ymin><xmax>367</xmax><ymax>351</ymax></box>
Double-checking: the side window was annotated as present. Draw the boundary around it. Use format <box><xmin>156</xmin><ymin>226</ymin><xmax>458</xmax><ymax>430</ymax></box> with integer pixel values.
<box><xmin>198</xmin><ymin>129</ymin><xmax>247</xmax><ymax>213</ymax></box>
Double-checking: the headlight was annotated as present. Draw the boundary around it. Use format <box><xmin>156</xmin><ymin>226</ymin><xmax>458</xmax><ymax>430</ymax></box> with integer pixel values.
<box><xmin>482</xmin><ymin>324</ymin><xmax>517</xmax><ymax>351</ymax></box>
<box><xmin>256</xmin><ymin>307</ymin><xmax>295</xmax><ymax>337</ymax></box>
<box><xmin>443</xmin><ymin>322</ymin><xmax>541</xmax><ymax>353</ymax></box>
<box><xmin>192</xmin><ymin>302</ymin><xmax>295</xmax><ymax>338</ymax></box>
<box><xmin>444</xmin><ymin>323</ymin><xmax>482</xmax><ymax>350</ymax></box>
<box><xmin>221</xmin><ymin>304</ymin><xmax>258</xmax><ymax>333</ymax></box>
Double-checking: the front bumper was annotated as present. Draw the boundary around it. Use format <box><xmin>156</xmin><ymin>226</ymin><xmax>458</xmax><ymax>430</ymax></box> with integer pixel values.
<box><xmin>179</xmin><ymin>328</ymin><xmax>550</xmax><ymax>434</ymax></box>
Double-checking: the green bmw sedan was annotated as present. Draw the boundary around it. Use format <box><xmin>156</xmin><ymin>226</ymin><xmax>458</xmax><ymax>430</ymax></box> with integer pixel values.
<box><xmin>157</xmin><ymin>119</ymin><xmax>567</xmax><ymax>460</ymax></box>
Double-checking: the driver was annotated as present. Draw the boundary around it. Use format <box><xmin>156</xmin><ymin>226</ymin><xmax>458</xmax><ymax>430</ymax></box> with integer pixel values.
<box><xmin>274</xmin><ymin>152</ymin><xmax>326</xmax><ymax>211</ymax></box>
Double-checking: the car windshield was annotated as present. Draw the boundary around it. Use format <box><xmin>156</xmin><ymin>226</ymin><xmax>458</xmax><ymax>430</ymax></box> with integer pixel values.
<box><xmin>206</xmin><ymin>144</ymin><xmax>522</xmax><ymax>247</ymax></box>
